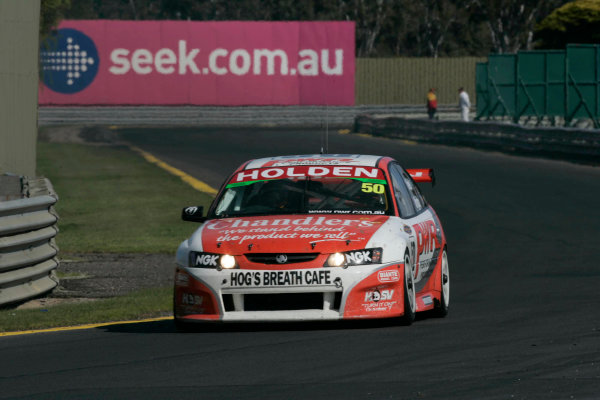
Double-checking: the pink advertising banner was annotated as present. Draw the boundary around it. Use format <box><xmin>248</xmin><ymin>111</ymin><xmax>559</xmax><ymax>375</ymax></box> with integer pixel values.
<box><xmin>38</xmin><ymin>20</ymin><xmax>355</xmax><ymax>106</ymax></box>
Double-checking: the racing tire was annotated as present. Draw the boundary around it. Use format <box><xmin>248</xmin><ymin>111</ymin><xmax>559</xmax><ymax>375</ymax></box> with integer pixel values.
<box><xmin>175</xmin><ymin>315</ymin><xmax>212</xmax><ymax>332</ymax></box>
<box><xmin>399</xmin><ymin>252</ymin><xmax>416</xmax><ymax>325</ymax></box>
<box><xmin>433</xmin><ymin>248</ymin><xmax>450</xmax><ymax>317</ymax></box>
<box><xmin>174</xmin><ymin>317</ymin><xmax>194</xmax><ymax>332</ymax></box>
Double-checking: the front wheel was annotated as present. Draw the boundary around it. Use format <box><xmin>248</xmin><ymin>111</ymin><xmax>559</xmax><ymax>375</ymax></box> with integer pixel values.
<box><xmin>174</xmin><ymin>317</ymin><xmax>194</xmax><ymax>332</ymax></box>
<box><xmin>173</xmin><ymin>294</ymin><xmax>193</xmax><ymax>332</ymax></box>
<box><xmin>399</xmin><ymin>253</ymin><xmax>416</xmax><ymax>325</ymax></box>
<box><xmin>433</xmin><ymin>249</ymin><xmax>450</xmax><ymax>317</ymax></box>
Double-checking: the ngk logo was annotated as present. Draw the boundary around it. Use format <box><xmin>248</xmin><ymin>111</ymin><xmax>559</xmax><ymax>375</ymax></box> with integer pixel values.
<box><xmin>109</xmin><ymin>41</ymin><xmax>344</xmax><ymax>77</ymax></box>
<box><xmin>194</xmin><ymin>254</ymin><xmax>219</xmax><ymax>267</ymax></box>
<box><xmin>345</xmin><ymin>250</ymin><xmax>371</xmax><ymax>264</ymax></box>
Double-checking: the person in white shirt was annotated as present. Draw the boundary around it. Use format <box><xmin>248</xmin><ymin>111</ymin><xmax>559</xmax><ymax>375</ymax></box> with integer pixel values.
<box><xmin>458</xmin><ymin>87</ymin><xmax>471</xmax><ymax>122</ymax></box>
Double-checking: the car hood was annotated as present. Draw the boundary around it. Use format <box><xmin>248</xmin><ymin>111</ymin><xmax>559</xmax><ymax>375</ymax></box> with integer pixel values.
<box><xmin>193</xmin><ymin>214</ymin><xmax>390</xmax><ymax>254</ymax></box>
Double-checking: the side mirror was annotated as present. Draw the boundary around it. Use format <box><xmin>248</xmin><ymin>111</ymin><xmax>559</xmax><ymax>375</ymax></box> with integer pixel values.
<box><xmin>182</xmin><ymin>206</ymin><xmax>207</xmax><ymax>222</ymax></box>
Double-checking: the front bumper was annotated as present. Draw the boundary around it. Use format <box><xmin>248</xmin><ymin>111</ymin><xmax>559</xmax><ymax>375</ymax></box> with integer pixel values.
<box><xmin>174</xmin><ymin>263</ymin><xmax>407</xmax><ymax>322</ymax></box>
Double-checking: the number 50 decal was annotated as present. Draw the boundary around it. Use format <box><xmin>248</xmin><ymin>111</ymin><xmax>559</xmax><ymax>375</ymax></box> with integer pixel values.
<box><xmin>361</xmin><ymin>182</ymin><xmax>385</xmax><ymax>194</ymax></box>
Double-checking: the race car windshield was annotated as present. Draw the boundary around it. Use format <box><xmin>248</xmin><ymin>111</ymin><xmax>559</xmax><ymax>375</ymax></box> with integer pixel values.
<box><xmin>212</xmin><ymin>176</ymin><xmax>390</xmax><ymax>218</ymax></box>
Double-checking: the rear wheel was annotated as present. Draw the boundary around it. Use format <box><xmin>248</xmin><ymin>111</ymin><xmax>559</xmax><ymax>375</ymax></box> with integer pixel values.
<box><xmin>399</xmin><ymin>252</ymin><xmax>416</xmax><ymax>325</ymax></box>
<box><xmin>433</xmin><ymin>249</ymin><xmax>450</xmax><ymax>317</ymax></box>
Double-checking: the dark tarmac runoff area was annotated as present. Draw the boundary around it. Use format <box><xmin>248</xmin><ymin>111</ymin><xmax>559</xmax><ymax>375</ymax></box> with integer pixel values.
<box><xmin>2</xmin><ymin>127</ymin><xmax>599</xmax><ymax>400</ymax></box>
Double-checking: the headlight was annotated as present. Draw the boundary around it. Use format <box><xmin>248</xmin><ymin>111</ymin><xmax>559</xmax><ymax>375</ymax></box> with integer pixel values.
<box><xmin>189</xmin><ymin>251</ymin><xmax>237</xmax><ymax>270</ymax></box>
<box><xmin>325</xmin><ymin>248</ymin><xmax>383</xmax><ymax>268</ymax></box>
<box><xmin>327</xmin><ymin>253</ymin><xmax>346</xmax><ymax>267</ymax></box>
<box><xmin>220</xmin><ymin>254</ymin><xmax>236</xmax><ymax>269</ymax></box>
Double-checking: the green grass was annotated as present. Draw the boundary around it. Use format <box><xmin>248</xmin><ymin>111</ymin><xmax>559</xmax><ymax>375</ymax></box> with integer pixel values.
<box><xmin>37</xmin><ymin>142</ymin><xmax>214</xmax><ymax>253</ymax></box>
<box><xmin>0</xmin><ymin>287</ymin><xmax>172</xmax><ymax>332</ymax></box>
<box><xmin>0</xmin><ymin>141</ymin><xmax>216</xmax><ymax>332</ymax></box>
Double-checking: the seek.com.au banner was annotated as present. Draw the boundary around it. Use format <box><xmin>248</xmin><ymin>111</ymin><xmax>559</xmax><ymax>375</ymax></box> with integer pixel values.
<box><xmin>38</xmin><ymin>20</ymin><xmax>355</xmax><ymax>106</ymax></box>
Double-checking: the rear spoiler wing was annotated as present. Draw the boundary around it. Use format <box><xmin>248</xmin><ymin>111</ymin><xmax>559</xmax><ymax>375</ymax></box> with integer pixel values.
<box><xmin>406</xmin><ymin>169</ymin><xmax>435</xmax><ymax>186</ymax></box>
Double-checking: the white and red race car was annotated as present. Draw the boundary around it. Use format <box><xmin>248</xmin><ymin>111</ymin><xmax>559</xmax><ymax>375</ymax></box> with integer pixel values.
<box><xmin>174</xmin><ymin>154</ymin><xmax>449</xmax><ymax>326</ymax></box>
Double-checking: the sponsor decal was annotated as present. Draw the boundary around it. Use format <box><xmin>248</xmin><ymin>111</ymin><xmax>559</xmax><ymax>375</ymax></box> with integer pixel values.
<box><xmin>364</xmin><ymin>289</ymin><xmax>394</xmax><ymax>302</ymax></box>
<box><xmin>229</xmin><ymin>270</ymin><xmax>332</xmax><ymax>287</ymax></box>
<box><xmin>412</xmin><ymin>220</ymin><xmax>440</xmax><ymax>257</ymax></box>
<box><xmin>412</xmin><ymin>220</ymin><xmax>441</xmax><ymax>277</ymax></box>
<box><xmin>181</xmin><ymin>293</ymin><xmax>204</xmax><ymax>306</ymax></box>
<box><xmin>175</xmin><ymin>272</ymin><xmax>190</xmax><ymax>286</ymax></box>
<box><xmin>206</xmin><ymin>216</ymin><xmax>375</xmax><ymax>230</ymax></box>
<box><xmin>230</xmin><ymin>166</ymin><xmax>384</xmax><ymax>184</ymax></box>
<box><xmin>194</xmin><ymin>253</ymin><xmax>219</xmax><ymax>267</ymax></box>
<box><xmin>40</xmin><ymin>28</ymin><xmax>100</xmax><ymax>94</ymax></box>
<box><xmin>109</xmin><ymin>45</ymin><xmax>344</xmax><ymax>77</ymax></box>
<box><xmin>266</xmin><ymin>158</ymin><xmax>359</xmax><ymax>167</ymax></box>
<box><xmin>190</xmin><ymin>252</ymin><xmax>237</xmax><ymax>269</ymax></box>
<box><xmin>345</xmin><ymin>249</ymin><xmax>382</xmax><ymax>265</ymax></box>
<box><xmin>307</xmin><ymin>210</ymin><xmax>385</xmax><ymax>215</ymax></box>
<box><xmin>403</xmin><ymin>225</ymin><xmax>412</xmax><ymax>234</ymax></box>
<box><xmin>39</xmin><ymin>21</ymin><xmax>355</xmax><ymax>106</ymax></box>
<box><xmin>184</xmin><ymin>206</ymin><xmax>199</xmax><ymax>215</ymax></box>
<box><xmin>362</xmin><ymin>289</ymin><xmax>397</xmax><ymax>312</ymax></box>
<box><xmin>346</xmin><ymin>250</ymin><xmax>372</xmax><ymax>264</ymax></box>
<box><xmin>377</xmin><ymin>269</ymin><xmax>400</xmax><ymax>283</ymax></box>
<box><xmin>364</xmin><ymin>300</ymin><xmax>397</xmax><ymax>312</ymax></box>
<box><xmin>205</xmin><ymin>216</ymin><xmax>380</xmax><ymax>245</ymax></box>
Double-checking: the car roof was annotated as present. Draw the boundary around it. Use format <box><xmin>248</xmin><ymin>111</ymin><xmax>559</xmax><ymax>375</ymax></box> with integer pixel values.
<box><xmin>242</xmin><ymin>154</ymin><xmax>390</xmax><ymax>170</ymax></box>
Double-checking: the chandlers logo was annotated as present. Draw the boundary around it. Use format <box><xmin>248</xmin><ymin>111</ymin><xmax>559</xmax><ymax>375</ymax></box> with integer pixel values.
<box><xmin>40</xmin><ymin>28</ymin><xmax>100</xmax><ymax>94</ymax></box>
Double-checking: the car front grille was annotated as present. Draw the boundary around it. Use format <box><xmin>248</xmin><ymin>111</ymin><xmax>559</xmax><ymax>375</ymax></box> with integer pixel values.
<box><xmin>222</xmin><ymin>292</ymin><xmax>342</xmax><ymax>312</ymax></box>
<box><xmin>245</xmin><ymin>253</ymin><xmax>319</xmax><ymax>264</ymax></box>
<box><xmin>245</xmin><ymin>293</ymin><xmax>323</xmax><ymax>311</ymax></box>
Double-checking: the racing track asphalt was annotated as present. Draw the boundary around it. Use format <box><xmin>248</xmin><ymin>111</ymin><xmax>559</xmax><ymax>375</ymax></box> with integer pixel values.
<box><xmin>1</xmin><ymin>127</ymin><xmax>599</xmax><ymax>400</ymax></box>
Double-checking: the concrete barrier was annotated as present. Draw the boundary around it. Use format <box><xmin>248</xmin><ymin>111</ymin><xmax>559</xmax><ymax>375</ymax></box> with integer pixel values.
<box><xmin>0</xmin><ymin>177</ymin><xmax>59</xmax><ymax>306</ymax></box>
<box><xmin>354</xmin><ymin>115</ymin><xmax>600</xmax><ymax>161</ymax></box>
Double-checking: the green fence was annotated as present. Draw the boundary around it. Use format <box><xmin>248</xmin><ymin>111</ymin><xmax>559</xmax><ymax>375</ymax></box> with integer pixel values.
<box><xmin>476</xmin><ymin>44</ymin><xmax>600</xmax><ymax>127</ymax></box>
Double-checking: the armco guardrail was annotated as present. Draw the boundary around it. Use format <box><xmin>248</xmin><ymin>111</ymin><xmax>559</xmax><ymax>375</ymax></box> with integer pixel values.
<box><xmin>0</xmin><ymin>177</ymin><xmax>59</xmax><ymax>306</ymax></box>
<box><xmin>354</xmin><ymin>114</ymin><xmax>600</xmax><ymax>161</ymax></box>
<box><xmin>38</xmin><ymin>105</ymin><xmax>463</xmax><ymax>127</ymax></box>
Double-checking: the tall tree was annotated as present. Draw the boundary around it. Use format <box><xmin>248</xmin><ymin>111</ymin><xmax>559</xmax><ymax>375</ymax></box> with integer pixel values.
<box><xmin>57</xmin><ymin>0</ymin><xmax>569</xmax><ymax>57</ymax></box>
<box><xmin>535</xmin><ymin>0</ymin><xmax>600</xmax><ymax>49</ymax></box>
<box><xmin>472</xmin><ymin>0</ymin><xmax>568</xmax><ymax>53</ymax></box>
<box><xmin>40</xmin><ymin>0</ymin><xmax>71</xmax><ymax>38</ymax></box>
<box><xmin>401</xmin><ymin>0</ymin><xmax>476</xmax><ymax>58</ymax></box>
<box><xmin>332</xmin><ymin>0</ymin><xmax>393</xmax><ymax>57</ymax></box>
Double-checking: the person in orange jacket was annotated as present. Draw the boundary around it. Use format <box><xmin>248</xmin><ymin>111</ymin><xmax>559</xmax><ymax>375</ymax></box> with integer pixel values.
<box><xmin>427</xmin><ymin>88</ymin><xmax>438</xmax><ymax>120</ymax></box>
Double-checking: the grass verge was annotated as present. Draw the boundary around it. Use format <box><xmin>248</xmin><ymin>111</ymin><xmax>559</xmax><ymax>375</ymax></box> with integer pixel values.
<box><xmin>0</xmin><ymin>140</ymin><xmax>215</xmax><ymax>332</ymax></box>
<box><xmin>0</xmin><ymin>287</ymin><xmax>172</xmax><ymax>332</ymax></box>
<box><xmin>36</xmin><ymin>142</ymin><xmax>214</xmax><ymax>253</ymax></box>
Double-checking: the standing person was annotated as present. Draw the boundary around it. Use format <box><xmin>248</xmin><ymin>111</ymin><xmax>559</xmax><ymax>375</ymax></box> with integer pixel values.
<box><xmin>427</xmin><ymin>88</ymin><xmax>437</xmax><ymax>120</ymax></box>
<box><xmin>458</xmin><ymin>87</ymin><xmax>471</xmax><ymax>122</ymax></box>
